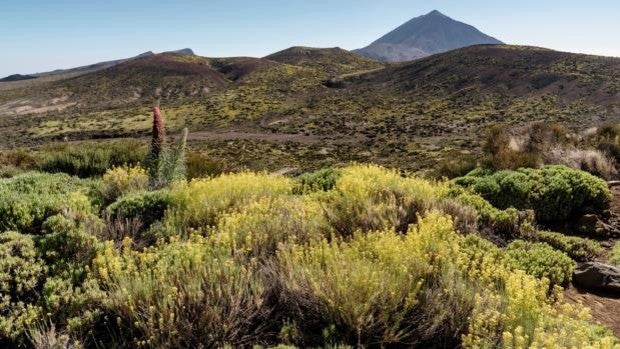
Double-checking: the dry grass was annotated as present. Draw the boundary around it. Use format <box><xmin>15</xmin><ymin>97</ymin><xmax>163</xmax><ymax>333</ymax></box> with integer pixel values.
<box><xmin>543</xmin><ymin>146</ymin><xmax>618</xmax><ymax>180</ymax></box>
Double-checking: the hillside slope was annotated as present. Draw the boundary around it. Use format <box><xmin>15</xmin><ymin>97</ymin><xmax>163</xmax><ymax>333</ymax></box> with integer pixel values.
<box><xmin>266</xmin><ymin>46</ymin><xmax>385</xmax><ymax>76</ymax></box>
<box><xmin>0</xmin><ymin>45</ymin><xmax>619</xmax><ymax>172</ymax></box>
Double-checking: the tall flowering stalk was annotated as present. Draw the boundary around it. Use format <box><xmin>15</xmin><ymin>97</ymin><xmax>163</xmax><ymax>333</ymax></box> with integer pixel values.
<box><xmin>146</xmin><ymin>104</ymin><xmax>188</xmax><ymax>188</ymax></box>
<box><xmin>150</xmin><ymin>105</ymin><xmax>165</xmax><ymax>161</ymax></box>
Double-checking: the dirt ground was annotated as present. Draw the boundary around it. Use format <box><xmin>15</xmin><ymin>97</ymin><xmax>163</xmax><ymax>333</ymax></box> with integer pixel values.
<box><xmin>564</xmin><ymin>185</ymin><xmax>620</xmax><ymax>336</ymax></box>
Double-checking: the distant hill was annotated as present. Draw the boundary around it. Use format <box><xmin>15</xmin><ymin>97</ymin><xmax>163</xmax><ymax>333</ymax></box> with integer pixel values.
<box><xmin>0</xmin><ymin>74</ymin><xmax>37</xmax><ymax>82</ymax></box>
<box><xmin>0</xmin><ymin>49</ymin><xmax>195</xmax><ymax>89</ymax></box>
<box><xmin>164</xmin><ymin>48</ymin><xmax>196</xmax><ymax>56</ymax></box>
<box><xmin>34</xmin><ymin>51</ymin><xmax>155</xmax><ymax>79</ymax></box>
<box><xmin>265</xmin><ymin>46</ymin><xmax>385</xmax><ymax>76</ymax></box>
<box><xmin>354</xmin><ymin>10</ymin><xmax>503</xmax><ymax>62</ymax></box>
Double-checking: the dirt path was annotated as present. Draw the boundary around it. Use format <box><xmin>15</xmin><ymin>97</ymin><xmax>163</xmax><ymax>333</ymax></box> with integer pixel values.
<box><xmin>185</xmin><ymin>130</ymin><xmax>369</xmax><ymax>145</ymax></box>
<box><xmin>564</xmin><ymin>186</ymin><xmax>620</xmax><ymax>337</ymax></box>
<box><xmin>186</xmin><ymin>130</ymin><xmax>323</xmax><ymax>143</ymax></box>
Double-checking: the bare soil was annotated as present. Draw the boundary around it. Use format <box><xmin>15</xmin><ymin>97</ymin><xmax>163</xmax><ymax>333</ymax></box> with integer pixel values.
<box><xmin>564</xmin><ymin>185</ymin><xmax>620</xmax><ymax>336</ymax></box>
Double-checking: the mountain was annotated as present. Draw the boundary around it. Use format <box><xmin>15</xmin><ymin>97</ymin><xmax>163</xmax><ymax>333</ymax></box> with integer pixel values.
<box><xmin>0</xmin><ymin>74</ymin><xmax>37</xmax><ymax>82</ymax></box>
<box><xmin>33</xmin><ymin>51</ymin><xmax>155</xmax><ymax>79</ymax></box>
<box><xmin>354</xmin><ymin>10</ymin><xmax>503</xmax><ymax>62</ymax></box>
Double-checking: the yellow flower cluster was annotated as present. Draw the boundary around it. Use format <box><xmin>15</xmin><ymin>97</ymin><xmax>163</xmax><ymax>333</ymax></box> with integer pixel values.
<box><xmin>166</xmin><ymin>171</ymin><xmax>292</xmax><ymax>230</ymax></box>
<box><xmin>86</xmin><ymin>164</ymin><xmax>619</xmax><ymax>347</ymax></box>
<box><xmin>102</xmin><ymin>164</ymin><xmax>149</xmax><ymax>199</ymax></box>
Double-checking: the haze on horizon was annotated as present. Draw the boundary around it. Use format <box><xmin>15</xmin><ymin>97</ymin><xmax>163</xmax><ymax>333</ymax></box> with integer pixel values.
<box><xmin>1</xmin><ymin>0</ymin><xmax>619</xmax><ymax>77</ymax></box>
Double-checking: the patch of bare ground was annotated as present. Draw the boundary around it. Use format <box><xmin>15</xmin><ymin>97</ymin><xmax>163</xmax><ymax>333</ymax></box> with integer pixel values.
<box><xmin>564</xmin><ymin>286</ymin><xmax>620</xmax><ymax>336</ymax></box>
<box><xmin>186</xmin><ymin>130</ymin><xmax>363</xmax><ymax>144</ymax></box>
<box><xmin>564</xmin><ymin>185</ymin><xmax>620</xmax><ymax>337</ymax></box>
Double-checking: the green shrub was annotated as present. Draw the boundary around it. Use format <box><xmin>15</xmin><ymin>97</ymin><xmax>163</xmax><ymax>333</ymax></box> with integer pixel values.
<box><xmin>293</xmin><ymin>167</ymin><xmax>341</xmax><ymax>194</ymax></box>
<box><xmin>0</xmin><ymin>217</ymin><xmax>102</xmax><ymax>345</ymax></box>
<box><xmin>536</xmin><ymin>230</ymin><xmax>602</xmax><ymax>262</ymax></box>
<box><xmin>454</xmin><ymin>165</ymin><xmax>611</xmax><ymax>223</ymax></box>
<box><xmin>505</xmin><ymin>240</ymin><xmax>575</xmax><ymax>287</ymax></box>
<box><xmin>0</xmin><ymin>173</ymin><xmax>96</xmax><ymax>233</ymax></box>
<box><xmin>39</xmin><ymin>214</ymin><xmax>99</xmax><ymax>277</ymax></box>
<box><xmin>448</xmin><ymin>186</ymin><xmax>525</xmax><ymax>237</ymax></box>
<box><xmin>0</xmin><ymin>232</ymin><xmax>45</xmax><ymax>343</ymax></box>
<box><xmin>106</xmin><ymin>190</ymin><xmax>170</xmax><ymax>229</ymax></box>
<box><xmin>37</xmin><ymin>213</ymin><xmax>103</xmax><ymax>337</ymax></box>
<box><xmin>186</xmin><ymin>152</ymin><xmax>225</xmax><ymax>180</ymax></box>
<box><xmin>432</xmin><ymin>153</ymin><xmax>478</xmax><ymax>179</ymax></box>
<box><xmin>40</xmin><ymin>141</ymin><xmax>146</xmax><ymax>178</ymax></box>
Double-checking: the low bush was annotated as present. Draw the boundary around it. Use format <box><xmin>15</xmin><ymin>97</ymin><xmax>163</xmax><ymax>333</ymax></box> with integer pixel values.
<box><xmin>536</xmin><ymin>230</ymin><xmax>602</xmax><ymax>262</ymax></box>
<box><xmin>481</xmin><ymin>124</ymin><xmax>541</xmax><ymax>171</ymax></box>
<box><xmin>36</xmin><ymin>213</ymin><xmax>104</xmax><ymax>338</ymax></box>
<box><xmin>277</xmin><ymin>213</ymin><xmax>474</xmax><ymax>347</ymax></box>
<box><xmin>92</xmin><ymin>236</ymin><xmax>272</xmax><ymax>348</ymax></box>
<box><xmin>105</xmin><ymin>190</ymin><xmax>170</xmax><ymax>232</ymax></box>
<box><xmin>432</xmin><ymin>153</ymin><xmax>478</xmax><ymax>179</ymax></box>
<box><xmin>505</xmin><ymin>240</ymin><xmax>575</xmax><ymax>287</ymax></box>
<box><xmin>0</xmin><ymin>173</ymin><xmax>96</xmax><ymax>233</ymax></box>
<box><xmin>211</xmin><ymin>196</ymin><xmax>328</xmax><ymax>258</ymax></box>
<box><xmin>432</xmin><ymin>198</ymin><xmax>479</xmax><ymax>234</ymax></box>
<box><xmin>27</xmin><ymin>322</ymin><xmax>84</xmax><ymax>349</ymax></box>
<box><xmin>448</xmin><ymin>186</ymin><xmax>526</xmax><ymax>238</ymax></box>
<box><xmin>186</xmin><ymin>152</ymin><xmax>225</xmax><ymax>180</ymax></box>
<box><xmin>40</xmin><ymin>141</ymin><xmax>146</xmax><ymax>178</ymax></box>
<box><xmin>101</xmin><ymin>165</ymin><xmax>149</xmax><ymax>203</ymax></box>
<box><xmin>293</xmin><ymin>167</ymin><xmax>341</xmax><ymax>194</ymax></box>
<box><xmin>0</xmin><ymin>232</ymin><xmax>44</xmax><ymax>344</ymax></box>
<box><xmin>320</xmin><ymin>164</ymin><xmax>446</xmax><ymax>235</ymax></box>
<box><xmin>165</xmin><ymin>172</ymin><xmax>292</xmax><ymax>232</ymax></box>
<box><xmin>0</xmin><ymin>149</ymin><xmax>39</xmax><ymax>171</ymax></box>
<box><xmin>454</xmin><ymin>165</ymin><xmax>611</xmax><ymax>223</ymax></box>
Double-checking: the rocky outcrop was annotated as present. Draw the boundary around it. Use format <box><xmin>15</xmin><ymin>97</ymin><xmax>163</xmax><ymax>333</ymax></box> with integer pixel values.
<box><xmin>576</xmin><ymin>214</ymin><xmax>620</xmax><ymax>237</ymax></box>
<box><xmin>573</xmin><ymin>262</ymin><xmax>620</xmax><ymax>294</ymax></box>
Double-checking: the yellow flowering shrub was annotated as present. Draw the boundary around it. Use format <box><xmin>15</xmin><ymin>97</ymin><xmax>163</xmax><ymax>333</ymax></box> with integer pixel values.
<box><xmin>277</xmin><ymin>212</ymin><xmax>474</xmax><ymax>346</ymax></box>
<box><xmin>102</xmin><ymin>164</ymin><xmax>149</xmax><ymax>201</ymax></box>
<box><xmin>92</xmin><ymin>236</ymin><xmax>271</xmax><ymax>347</ymax></box>
<box><xmin>165</xmin><ymin>171</ymin><xmax>292</xmax><ymax>232</ymax></box>
<box><xmin>210</xmin><ymin>196</ymin><xmax>329</xmax><ymax>257</ymax></box>
<box><xmin>0</xmin><ymin>164</ymin><xmax>616</xmax><ymax>347</ymax></box>
<box><xmin>277</xmin><ymin>210</ymin><xmax>619</xmax><ymax>348</ymax></box>
<box><xmin>320</xmin><ymin>164</ymin><xmax>447</xmax><ymax>235</ymax></box>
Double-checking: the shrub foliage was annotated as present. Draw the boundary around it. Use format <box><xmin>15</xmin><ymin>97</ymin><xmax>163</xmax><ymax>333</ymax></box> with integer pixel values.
<box><xmin>0</xmin><ymin>163</ymin><xmax>617</xmax><ymax>348</ymax></box>
<box><xmin>454</xmin><ymin>165</ymin><xmax>611</xmax><ymax>223</ymax></box>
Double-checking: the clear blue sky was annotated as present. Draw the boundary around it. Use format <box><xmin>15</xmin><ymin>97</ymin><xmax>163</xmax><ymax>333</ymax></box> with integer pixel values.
<box><xmin>1</xmin><ymin>0</ymin><xmax>619</xmax><ymax>77</ymax></box>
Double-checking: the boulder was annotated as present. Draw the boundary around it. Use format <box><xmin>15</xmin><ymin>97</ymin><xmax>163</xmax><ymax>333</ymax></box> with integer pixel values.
<box><xmin>573</xmin><ymin>262</ymin><xmax>620</xmax><ymax>294</ymax></box>
<box><xmin>577</xmin><ymin>214</ymin><xmax>611</xmax><ymax>236</ymax></box>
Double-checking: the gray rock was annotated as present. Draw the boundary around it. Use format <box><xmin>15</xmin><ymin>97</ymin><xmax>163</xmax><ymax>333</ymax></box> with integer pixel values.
<box><xmin>573</xmin><ymin>262</ymin><xmax>620</xmax><ymax>294</ymax></box>
<box><xmin>577</xmin><ymin>214</ymin><xmax>610</xmax><ymax>236</ymax></box>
